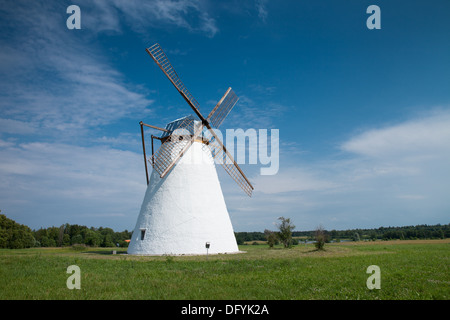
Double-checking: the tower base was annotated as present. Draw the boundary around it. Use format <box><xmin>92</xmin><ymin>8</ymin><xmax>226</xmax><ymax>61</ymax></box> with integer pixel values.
<box><xmin>127</xmin><ymin>142</ymin><xmax>240</xmax><ymax>255</ymax></box>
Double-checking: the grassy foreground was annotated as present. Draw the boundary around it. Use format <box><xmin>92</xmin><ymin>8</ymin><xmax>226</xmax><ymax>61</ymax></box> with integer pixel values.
<box><xmin>0</xmin><ymin>239</ymin><xmax>448</xmax><ymax>300</ymax></box>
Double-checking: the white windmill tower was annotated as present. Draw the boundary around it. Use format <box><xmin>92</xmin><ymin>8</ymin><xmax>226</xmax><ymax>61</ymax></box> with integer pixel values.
<box><xmin>127</xmin><ymin>43</ymin><xmax>253</xmax><ymax>255</ymax></box>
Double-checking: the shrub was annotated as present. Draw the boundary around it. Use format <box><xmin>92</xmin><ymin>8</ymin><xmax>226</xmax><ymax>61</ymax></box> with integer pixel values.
<box><xmin>315</xmin><ymin>225</ymin><xmax>326</xmax><ymax>250</ymax></box>
<box><xmin>71</xmin><ymin>244</ymin><xmax>87</xmax><ymax>251</ymax></box>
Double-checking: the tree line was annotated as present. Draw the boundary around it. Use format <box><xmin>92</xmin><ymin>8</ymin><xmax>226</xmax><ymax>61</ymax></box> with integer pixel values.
<box><xmin>1</xmin><ymin>211</ymin><xmax>449</xmax><ymax>250</ymax></box>
<box><xmin>0</xmin><ymin>213</ymin><xmax>131</xmax><ymax>249</ymax></box>
<box><xmin>33</xmin><ymin>224</ymin><xmax>132</xmax><ymax>248</ymax></box>
<box><xmin>235</xmin><ymin>223</ymin><xmax>450</xmax><ymax>244</ymax></box>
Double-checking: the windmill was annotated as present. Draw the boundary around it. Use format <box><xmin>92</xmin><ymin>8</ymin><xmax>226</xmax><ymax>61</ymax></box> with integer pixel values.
<box><xmin>127</xmin><ymin>43</ymin><xmax>253</xmax><ymax>255</ymax></box>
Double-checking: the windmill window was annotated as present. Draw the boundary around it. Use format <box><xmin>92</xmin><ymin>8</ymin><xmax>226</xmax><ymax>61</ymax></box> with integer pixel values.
<box><xmin>140</xmin><ymin>229</ymin><xmax>146</xmax><ymax>240</ymax></box>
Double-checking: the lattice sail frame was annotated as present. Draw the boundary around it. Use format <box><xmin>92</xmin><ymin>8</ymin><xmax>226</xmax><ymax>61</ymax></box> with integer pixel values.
<box><xmin>201</xmin><ymin>129</ymin><xmax>254</xmax><ymax>197</ymax></box>
<box><xmin>147</xmin><ymin>43</ymin><xmax>201</xmax><ymax>114</ymax></box>
<box><xmin>207</xmin><ymin>87</ymin><xmax>239</xmax><ymax>129</ymax></box>
<box><xmin>146</xmin><ymin>43</ymin><xmax>254</xmax><ymax>197</ymax></box>
<box><xmin>151</xmin><ymin>117</ymin><xmax>202</xmax><ymax>178</ymax></box>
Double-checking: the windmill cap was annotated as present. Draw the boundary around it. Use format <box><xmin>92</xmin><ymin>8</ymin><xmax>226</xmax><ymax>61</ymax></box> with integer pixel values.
<box><xmin>160</xmin><ymin>115</ymin><xmax>200</xmax><ymax>138</ymax></box>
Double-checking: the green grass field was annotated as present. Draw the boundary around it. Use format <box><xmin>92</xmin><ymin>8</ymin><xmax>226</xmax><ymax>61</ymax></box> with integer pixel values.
<box><xmin>0</xmin><ymin>239</ymin><xmax>448</xmax><ymax>300</ymax></box>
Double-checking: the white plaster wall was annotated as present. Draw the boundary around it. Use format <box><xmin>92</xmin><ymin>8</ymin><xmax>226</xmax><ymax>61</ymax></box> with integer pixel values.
<box><xmin>128</xmin><ymin>141</ymin><xmax>239</xmax><ymax>255</ymax></box>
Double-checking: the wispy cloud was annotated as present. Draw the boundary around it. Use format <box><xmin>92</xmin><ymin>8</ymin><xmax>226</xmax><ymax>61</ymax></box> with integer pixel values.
<box><xmin>0</xmin><ymin>0</ymin><xmax>219</xmax><ymax>230</ymax></box>
<box><xmin>0</xmin><ymin>118</ymin><xmax>37</xmax><ymax>134</ymax></box>
<box><xmin>255</xmin><ymin>0</ymin><xmax>269</xmax><ymax>23</ymax></box>
<box><xmin>227</xmin><ymin>94</ymin><xmax>290</xmax><ymax>129</ymax></box>
<box><xmin>0</xmin><ymin>1</ymin><xmax>154</xmax><ymax>229</ymax></box>
<box><xmin>80</xmin><ymin>0</ymin><xmax>219</xmax><ymax>38</ymax></box>
<box><xmin>0</xmin><ymin>0</ymin><xmax>223</xmax><ymax>138</ymax></box>
<box><xmin>0</xmin><ymin>1</ymin><xmax>153</xmax><ymax>139</ymax></box>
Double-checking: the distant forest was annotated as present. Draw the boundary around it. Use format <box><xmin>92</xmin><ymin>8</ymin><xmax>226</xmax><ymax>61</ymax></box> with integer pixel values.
<box><xmin>234</xmin><ymin>223</ymin><xmax>450</xmax><ymax>244</ymax></box>
<box><xmin>33</xmin><ymin>224</ymin><xmax>132</xmax><ymax>248</ymax></box>
<box><xmin>0</xmin><ymin>213</ymin><xmax>449</xmax><ymax>249</ymax></box>
<box><xmin>0</xmin><ymin>214</ymin><xmax>131</xmax><ymax>249</ymax></box>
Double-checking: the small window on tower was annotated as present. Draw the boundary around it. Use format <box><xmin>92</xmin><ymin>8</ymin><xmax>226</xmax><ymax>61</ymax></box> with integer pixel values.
<box><xmin>140</xmin><ymin>229</ymin><xmax>146</xmax><ymax>240</ymax></box>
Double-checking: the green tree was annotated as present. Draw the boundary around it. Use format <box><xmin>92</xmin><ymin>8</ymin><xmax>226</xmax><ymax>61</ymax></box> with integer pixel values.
<box><xmin>62</xmin><ymin>233</ymin><xmax>71</xmax><ymax>246</ymax></box>
<box><xmin>264</xmin><ymin>229</ymin><xmax>277</xmax><ymax>248</ymax></box>
<box><xmin>102</xmin><ymin>234</ymin><xmax>115</xmax><ymax>247</ymax></box>
<box><xmin>58</xmin><ymin>225</ymin><xmax>65</xmax><ymax>246</ymax></box>
<box><xmin>47</xmin><ymin>226</ymin><xmax>60</xmax><ymax>245</ymax></box>
<box><xmin>84</xmin><ymin>229</ymin><xmax>101</xmax><ymax>246</ymax></box>
<box><xmin>276</xmin><ymin>217</ymin><xmax>295</xmax><ymax>248</ymax></box>
<box><xmin>71</xmin><ymin>234</ymin><xmax>83</xmax><ymax>245</ymax></box>
<box><xmin>0</xmin><ymin>214</ymin><xmax>35</xmax><ymax>249</ymax></box>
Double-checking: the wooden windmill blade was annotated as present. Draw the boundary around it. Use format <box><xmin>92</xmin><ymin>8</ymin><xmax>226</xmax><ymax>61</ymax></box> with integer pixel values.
<box><xmin>147</xmin><ymin>43</ymin><xmax>253</xmax><ymax>196</ymax></box>
<box><xmin>146</xmin><ymin>43</ymin><xmax>202</xmax><ymax>118</ymax></box>
<box><xmin>204</xmin><ymin>88</ymin><xmax>253</xmax><ymax>196</ymax></box>
<box><xmin>203</xmin><ymin>127</ymin><xmax>254</xmax><ymax>197</ymax></box>
<box><xmin>207</xmin><ymin>88</ymin><xmax>239</xmax><ymax>129</ymax></box>
<box><xmin>146</xmin><ymin>43</ymin><xmax>205</xmax><ymax>178</ymax></box>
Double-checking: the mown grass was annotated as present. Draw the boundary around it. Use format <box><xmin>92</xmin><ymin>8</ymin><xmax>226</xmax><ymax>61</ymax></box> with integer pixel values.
<box><xmin>0</xmin><ymin>240</ymin><xmax>448</xmax><ymax>300</ymax></box>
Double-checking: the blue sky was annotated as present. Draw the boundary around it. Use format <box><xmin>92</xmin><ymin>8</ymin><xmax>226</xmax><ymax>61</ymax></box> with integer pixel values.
<box><xmin>1</xmin><ymin>0</ymin><xmax>449</xmax><ymax>232</ymax></box>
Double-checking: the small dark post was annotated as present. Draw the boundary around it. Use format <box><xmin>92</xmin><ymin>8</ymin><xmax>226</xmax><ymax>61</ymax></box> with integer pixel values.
<box><xmin>205</xmin><ymin>242</ymin><xmax>210</xmax><ymax>257</ymax></box>
<box><xmin>140</xmin><ymin>121</ymin><xmax>149</xmax><ymax>185</ymax></box>
<box><xmin>151</xmin><ymin>135</ymin><xmax>156</xmax><ymax>166</ymax></box>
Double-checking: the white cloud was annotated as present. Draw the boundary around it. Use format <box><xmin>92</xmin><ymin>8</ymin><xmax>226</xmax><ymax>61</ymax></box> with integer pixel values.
<box><xmin>341</xmin><ymin>110</ymin><xmax>450</xmax><ymax>159</ymax></box>
<box><xmin>0</xmin><ymin>140</ymin><xmax>146</xmax><ymax>229</ymax></box>
<box><xmin>225</xmin><ymin>109</ymin><xmax>450</xmax><ymax>231</ymax></box>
